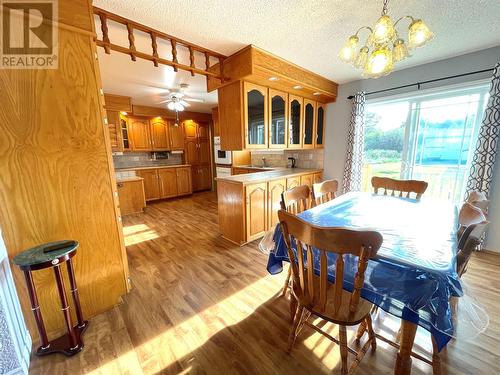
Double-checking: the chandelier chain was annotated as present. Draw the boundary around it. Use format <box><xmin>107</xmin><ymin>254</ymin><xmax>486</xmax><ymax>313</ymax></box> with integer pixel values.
<box><xmin>382</xmin><ymin>0</ymin><xmax>389</xmax><ymax>15</ymax></box>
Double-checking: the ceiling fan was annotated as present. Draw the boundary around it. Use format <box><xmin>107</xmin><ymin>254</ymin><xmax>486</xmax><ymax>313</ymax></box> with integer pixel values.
<box><xmin>157</xmin><ymin>83</ymin><xmax>204</xmax><ymax>112</ymax></box>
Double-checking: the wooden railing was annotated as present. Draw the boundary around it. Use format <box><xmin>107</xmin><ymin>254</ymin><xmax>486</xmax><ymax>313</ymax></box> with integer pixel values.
<box><xmin>93</xmin><ymin>7</ymin><xmax>226</xmax><ymax>80</ymax></box>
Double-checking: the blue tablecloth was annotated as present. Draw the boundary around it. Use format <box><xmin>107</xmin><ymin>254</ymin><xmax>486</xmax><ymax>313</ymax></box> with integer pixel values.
<box><xmin>267</xmin><ymin>192</ymin><xmax>462</xmax><ymax>351</ymax></box>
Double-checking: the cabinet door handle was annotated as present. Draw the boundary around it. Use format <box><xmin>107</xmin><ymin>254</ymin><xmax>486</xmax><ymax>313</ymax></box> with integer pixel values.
<box><xmin>117</xmin><ymin>182</ymin><xmax>124</xmax><ymax>188</ymax></box>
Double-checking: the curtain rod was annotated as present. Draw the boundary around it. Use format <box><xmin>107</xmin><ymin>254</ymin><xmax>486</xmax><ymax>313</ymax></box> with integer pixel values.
<box><xmin>346</xmin><ymin>68</ymin><xmax>494</xmax><ymax>99</ymax></box>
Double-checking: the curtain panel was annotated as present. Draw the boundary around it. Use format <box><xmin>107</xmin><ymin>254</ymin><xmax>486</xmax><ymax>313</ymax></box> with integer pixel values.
<box><xmin>342</xmin><ymin>92</ymin><xmax>366</xmax><ymax>193</ymax></box>
<box><xmin>466</xmin><ymin>63</ymin><xmax>500</xmax><ymax>198</ymax></box>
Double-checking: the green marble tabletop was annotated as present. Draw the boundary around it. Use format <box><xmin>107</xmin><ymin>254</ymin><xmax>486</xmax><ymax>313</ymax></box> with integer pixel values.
<box><xmin>13</xmin><ymin>240</ymin><xmax>79</xmax><ymax>268</ymax></box>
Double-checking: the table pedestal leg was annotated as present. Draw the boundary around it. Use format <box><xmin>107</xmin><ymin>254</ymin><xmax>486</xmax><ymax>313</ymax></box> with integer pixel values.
<box><xmin>23</xmin><ymin>270</ymin><xmax>50</xmax><ymax>351</ymax></box>
<box><xmin>394</xmin><ymin>320</ymin><xmax>417</xmax><ymax>375</ymax></box>
<box><xmin>53</xmin><ymin>265</ymin><xmax>78</xmax><ymax>349</ymax></box>
<box><xmin>66</xmin><ymin>258</ymin><xmax>87</xmax><ymax>329</ymax></box>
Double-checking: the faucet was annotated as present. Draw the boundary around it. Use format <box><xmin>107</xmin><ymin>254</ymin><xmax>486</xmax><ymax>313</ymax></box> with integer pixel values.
<box><xmin>262</xmin><ymin>157</ymin><xmax>267</xmax><ymax>167</ymax></box>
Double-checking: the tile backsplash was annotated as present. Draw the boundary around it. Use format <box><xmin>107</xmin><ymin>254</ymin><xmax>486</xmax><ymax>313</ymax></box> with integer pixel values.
<box><xmin>113</xmin><ymin>152</ymin><xmax>183</xmax><ymax>169</ymax></box>
<box><xmin>250</xmin><ymin>149</ymin><xmax>324</xmax><ymax>169</ymax></box>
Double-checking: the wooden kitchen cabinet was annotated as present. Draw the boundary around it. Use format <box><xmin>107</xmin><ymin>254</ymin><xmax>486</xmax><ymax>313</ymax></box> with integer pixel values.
<box><xmin>300</xmin><ymin>174</ymin><xmax>314</xmax><ymax>189</ymax></box>
<box><xmin>184</xmin><ymin>121</ymin><xmax>212</xmax><ymax>192</ymax></box>
<box><xmin>303</xmin><ymin>99</ymin><xmax>316</xmax><ymax>149</ymax></box>
<box><xmin>315</xmin><ymin>104</ymin><xmax>325</xmax><ymax>148</ymax></box>
<box><xmin>136</xmin><ymin>169</ymin><xmax>161</xmax><ymax>201</ymax></box>
<box><xmin>136</xmin><ymin>166</ymin><xmax>192</xmax><ymax>201</ymax></box>
<box><xmin>150</xmin><ymin>117</ymin><xmax>170</xmax><ymax>151</ymax></box>
<box><xmin>158</xmin><ymin>168</ymin><xmax>178</xmax><ymax>198</ymax></box>
<box><xmin>116</xmin><ymin>178</ymin><xmax>146</xmax><ymax>215</ymax></box>
<box><xmin>169</xmin><ymin>123</ymin><xmax>185</xmax><ymax>150</ymax></box>
<box><xmin>287</xmin><ymin>177</ymin><xmax>300</xmax><ymax>189</ymax></box>
<box><xmin>244</xmin><ymin>82</ymin><xmax>268</xmax><ymax>149</ymax></box>
<box><xmin>246</xmin><ymin>182</ymin><xmax>268</xmax><ymax>242</ymax></box>
<box><xmin>288</xmin><ymin>95</ymin><xmax>303</xmax><ymax>149</ymax></box>
<box><xmin>269</xmin><ymin>89</ymin><xmax>287</xmax><ymax>149</ymax></box>
<box><xmin>128</xmin><ymin>117</ymin><xmax>151</xmax><ymax>151</ymax></box>
<box><xmin>106</xmin><ymin>110</ymin><xmax>123</xmax><ymax>152</ymax></box>
<box><xmin>176</xmin><ymin>167</ymin><xmax>193</xmax><ymax>196</ymax></box>
<box><xmin>267</xmin><ymin>179</ymin><xmax>286</xmax><ymax>229</ymax></box>
<box><xmin>212</xmin><ymin>107</ymin><xmax>220</xmax><ymax>137</ymax></box>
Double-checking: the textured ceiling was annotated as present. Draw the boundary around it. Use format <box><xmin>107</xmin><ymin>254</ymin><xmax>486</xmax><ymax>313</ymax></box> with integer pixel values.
<box><xmin>95</xmin><ymin>0</ymin><xmax>500</xmax><ymax>111</ymax></box>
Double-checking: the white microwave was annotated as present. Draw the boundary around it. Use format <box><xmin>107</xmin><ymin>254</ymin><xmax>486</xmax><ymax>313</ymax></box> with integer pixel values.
<box><xmin>214</xmin><ymin>136</ymin><xmax>232</xmax><ymax>165</ymax></box>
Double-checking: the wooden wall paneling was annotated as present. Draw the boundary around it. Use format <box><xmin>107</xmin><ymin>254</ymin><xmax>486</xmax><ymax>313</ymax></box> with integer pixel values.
<box><xmin>0</xmin><ymin>0</ymin><xmax>128</xmax><ymax>340</ymax></box>
<box><xmin>245</xmin><ymin>183</ymin><xmax>268</xmax><ymax>242</ymax></box>
<box><xmin>136</xmin><ymin>170</ymin><xmax>160</xmax><ymax>201</ymax></box>
<box><xmin>104</xmin><ymin>94</ymin><xmax>132</xmax><ymax>112</ymax></box>
<box><xmin>212</xmin><ymin>107</ymin><xmax>220</xmax><ymax>137</ymax></box>
<box><xmin>218</xmin><ymin>81</ymin><xmax>244</xmax><ymax>150</ymax></box>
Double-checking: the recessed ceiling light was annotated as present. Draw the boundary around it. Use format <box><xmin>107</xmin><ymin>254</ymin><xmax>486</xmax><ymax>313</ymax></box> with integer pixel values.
<box><xmin>313</xmin><ymin>92</ymin><xmax>321</xmax><ymax>96</ymax></box>
<box><xmin>293</xmin><ymin>85</ymin><xmax>302</xmax><ymax>90</ymax></box>
<box><xmin>268</xmin><ymin>76</ymin><xmax>279</xmax><ymax>81</ymax></box>
<box><xmin>120</xmin><ymin>111</ymin><xmax>128</xmax><ymax>115</ymax></box>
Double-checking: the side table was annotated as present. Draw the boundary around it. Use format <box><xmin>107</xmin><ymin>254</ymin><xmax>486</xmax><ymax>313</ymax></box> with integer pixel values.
<box><xmin>13</xmin><ymin>240</ymin><xmax>88</xmax><ymax>356</ymax></box>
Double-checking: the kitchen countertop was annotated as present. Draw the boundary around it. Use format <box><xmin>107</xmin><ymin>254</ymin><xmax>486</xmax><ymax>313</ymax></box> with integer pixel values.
<box><xmin>116</xmin><ymin>164</ymin><xmax>191</xmax><ymax>172</ymax></box>
<box><xmin>216</xmin><ymin>168</ymin><xmax>323</xmax><ymax>185</ymax></box>
<box><xmin>116</xmin><ymin>176</ymin><xmax>144</xmax><ymax>183</ymax></box>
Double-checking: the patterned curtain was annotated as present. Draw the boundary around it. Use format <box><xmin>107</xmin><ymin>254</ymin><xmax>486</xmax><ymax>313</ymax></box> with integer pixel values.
<box><xmin>342</xmin><ymin>92</ymin><xmax>366</xmax><ymax>193</ymax></box>
<box><xmin>465</xmin><ymin>63</ymin><xmax>500</xmax><ymax>198</ymax></box>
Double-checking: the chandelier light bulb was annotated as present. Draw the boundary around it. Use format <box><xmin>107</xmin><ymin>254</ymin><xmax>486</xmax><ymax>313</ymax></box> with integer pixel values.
<box><xmin>354</xmin><ymin>46</ymin><xmax>369</xmax><ymax>69</ymax></box>
<box><xmin>364</xmin><ymin>46</ymin><xmax>393</xmax><ymax>78</ymax></box>
<box><xmin>372</xmin><ymin>15</ymin><xmax>395</xmax><ymax>44</ymax></box>
<box><xmin>338</xmin><ymin>35</ymin><xmax>359</xmax><ymax>63</ymax></box>
<box><xmin>393</xmin><ymin>38</ymin><xmax>410</xmax><ymax>62</ymax></box>
<box><xmin>408</xmin><ymin>19</ymin><xmax>434</xmax><ymax>49</ymax></box>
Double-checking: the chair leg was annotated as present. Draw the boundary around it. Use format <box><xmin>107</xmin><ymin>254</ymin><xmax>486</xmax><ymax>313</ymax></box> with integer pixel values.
<box><xmin>339</xmin><ymin>325</ymin><xmax>348</xmax><ymax>375</ymax></box>
<box><xmin>432</xmin><ymin>336</ymin><xmax>442</xmax><ymax>375</ymax></box>
<box><xmin>287</xmin><ymin>305</ymin><xmax>304</xmax><ymax>353</ymax></box>
<box><xmin>289</xmin><ymin>294</ymin><xmax>298</xmax><ymax>323</ymax></box>
<box><xmin>280</xmin><ymin>266</ymin><xmax>291</xmax><ymax>297</ymax></box>
<box><xmin>365</xmin><ymin>315</ymin><xmax>377</xmax><ymax>351</ymax></box>
<box><xmin>355</xmin><ymin>319</ymin><xmax>367</xmax><ymax>341</ymax></box>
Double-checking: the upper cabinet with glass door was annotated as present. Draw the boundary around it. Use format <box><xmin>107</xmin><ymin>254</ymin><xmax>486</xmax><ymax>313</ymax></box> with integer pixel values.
<box><xmin>244</xmin><ymin>82</ymin><xmax>268</xmax><ymax>149</ymax></box>
<box><xmin>315</xmin><ymin>103</ymin><xmax>325</xmax><ymax>148</ymax></box>
<box><xmin>288</xmin><ymin>95</ymin><xmax>303</xmax><ymax>149</ymax></box>
<box><xmin>268</xmin><ymin>89</ymin><xmax>287</xmax><ymax>149</ymax></box>
<box><xmin>303</xmin><ymin>99</ymin><xmax>316</xmax><ymax>149</ymax></box>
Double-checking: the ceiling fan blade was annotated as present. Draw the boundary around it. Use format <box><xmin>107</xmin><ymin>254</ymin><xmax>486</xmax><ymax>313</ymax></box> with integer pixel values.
<box><xmin>180</xmin><ymin>100</ymin><xmax>190</xmax><ymax>107</ymax></box>
<box><xmin>158</xmin><ymin>99</ymin><xmax>171</xmax><ymax>104</ymax></box>
<box><xmin>184</xmin><ymin>98</ymin><xmax>205</xmax><ymax>103</ymax></box>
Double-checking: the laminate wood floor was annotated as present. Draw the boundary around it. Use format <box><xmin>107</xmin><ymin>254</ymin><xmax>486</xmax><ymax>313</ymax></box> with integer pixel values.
<box><xmin>29</xmin><ymin>192</ymin><xmax>500</xmax><ymax>374</ymax></box>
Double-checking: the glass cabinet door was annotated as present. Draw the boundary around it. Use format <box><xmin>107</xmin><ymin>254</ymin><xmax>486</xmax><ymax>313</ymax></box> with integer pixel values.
<box><xmin>288</xmin><ymin>95</ymin><xmax>303</xmax><ymax>148</ymax></box>
<box><xmin>315</xmin><ymin>104</ymin><xmax>325</xmax><ymax>148</ymax></box>
<box><xmin>269</xmin><ymin>89</ymin><xmax>287</xmax><ymax>148</ymax></box>
<box><xmin>303</xmin><ymin>99</ymin><xmax>316</xmax><ymax>149</ymax></box>
<box><xmin>244</xmin><ymin>82</ymin><xmax>267</xmax><ymax>148</ymax></box>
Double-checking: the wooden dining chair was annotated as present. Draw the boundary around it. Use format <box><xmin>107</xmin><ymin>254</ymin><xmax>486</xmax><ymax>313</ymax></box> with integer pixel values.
<box><xmin>279</xmin><ymin>209</ymin><xmax>383</xmax><ymax>375</ymax></box>
<box><xmin>457</xmin><ymin>202</ymin><xmax>489</xmax><ymax>276</ymax></box>
<box><xmin>279</xmin><ymin>185</ymin><xmax>312</xmax><ymax>299</ymax></box>
<box><xmin>371</xmin><ymin>176</ymin><xmax>428</xmax><ymax>200</ymax></box>
<box><xmin>466</xmin><ymin>190</ymin><xmax>489</xmax><ymax>215</ymax></box>
<box><xmin>312</xmin><ymin>179</ymin><xmax>339</xmax><ymax>206</ymax></box>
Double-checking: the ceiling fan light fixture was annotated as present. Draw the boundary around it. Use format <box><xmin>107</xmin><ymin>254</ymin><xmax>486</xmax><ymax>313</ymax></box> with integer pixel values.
<box><xmin>167</xmin><ymin>102</ymin><xmax>175</xmax><ymax>111</ymax></box>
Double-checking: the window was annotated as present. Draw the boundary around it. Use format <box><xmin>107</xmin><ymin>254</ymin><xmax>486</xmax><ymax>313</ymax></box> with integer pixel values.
<box><xmin>362</xmin><ymin>84</ymin><xmax>490</xmax><ymax>203</ymax></box>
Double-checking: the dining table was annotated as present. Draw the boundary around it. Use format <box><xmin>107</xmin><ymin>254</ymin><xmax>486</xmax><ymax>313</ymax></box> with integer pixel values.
<box><xmin>266</xmin><ymin>191</ymin><xmax>462</xmax><ymax>375</ymax></box>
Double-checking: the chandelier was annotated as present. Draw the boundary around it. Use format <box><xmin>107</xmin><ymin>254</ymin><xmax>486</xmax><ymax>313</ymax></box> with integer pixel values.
<box><xmin>338</xmin><ymin>0</ymin><xmax>434</xmax><ymax>78</ymax></box>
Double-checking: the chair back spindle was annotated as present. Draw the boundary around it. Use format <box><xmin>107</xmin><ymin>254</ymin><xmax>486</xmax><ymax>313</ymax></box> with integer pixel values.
<box><xmin>280</xmin><ymin>185</ymin><xmax>311</xmax><ymax>214</ymax></box>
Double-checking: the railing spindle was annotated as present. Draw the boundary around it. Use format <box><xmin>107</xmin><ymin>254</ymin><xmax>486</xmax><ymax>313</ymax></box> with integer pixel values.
<box><xmin>98</xmin><ymin>13</ymin><xmax>110</xmax><ymax>54</ymax></box>
<box><xmin>189</xmin><ymin>46</ymin><xmax>195</xmax><ymax>77</ymax></box>
<box><xmin>204</xmin><ymin>52</ymin><xmax>210</xmax><ymax>71</ymax></box>
<box><xmin>219</xmin><ymin>56</ymin><xmax>224</xmax><ymax>83</ymax></box>
<box><xmin>150</xmin><ymin>32</ymin><xmax>159</xmax><ymax>67</ymax></box>
<box><xmin>171</xmin><ymin>39</ymin><xmax>178</xmax><ymax>72</ymax></box>
<box><xmin>126</xmin><ymin>23</ymin><xmax>136</xmax><ymax>61</ymax></box>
